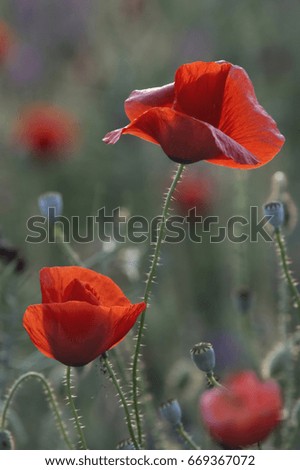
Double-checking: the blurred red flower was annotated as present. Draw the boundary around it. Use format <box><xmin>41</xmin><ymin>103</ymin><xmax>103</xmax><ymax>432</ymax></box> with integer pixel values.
<box><xmin>175</xmin><ymin>170</ymin><xmax>214</xmax><ymax>215</ymax></box>
<box><xmin>0</xmin><ymin>20</ymin><xmax>14</xmax><ymax>64</ymax></box>
<box><xmin>200</xmin><ymin>370</ymin><xmax>282</xmax><ymax>448</ymax></box>
<box><xmin>23</xmin><ymin>266</ymin><xmax>146</xmax><ymax>366</ymax></box>
<box><xmin>103</xmin><ymin>61</ymin><xmax>284</xmax><ymax>169</ymax></box>
<box><xmin>14</xmin><ymin>104</ymin><xmax>79</xmax><ymax>160</ymax></box>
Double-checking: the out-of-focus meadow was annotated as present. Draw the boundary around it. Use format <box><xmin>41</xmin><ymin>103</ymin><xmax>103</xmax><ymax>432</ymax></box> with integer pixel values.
<box><xmin>0</xmin><ymin>0</ymin><xmax>300</xmax><ymax>449</ymax></box>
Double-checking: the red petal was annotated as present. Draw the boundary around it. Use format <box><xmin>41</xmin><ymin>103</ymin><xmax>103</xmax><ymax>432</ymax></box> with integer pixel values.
<box><xmin>40</xmin><ymin>267</ymin><xmax>131</xmax><ymax>307</ymax></box>
<box><xmin>62</xmin><ymin>278</ymin><xmax>99</xmax><ymax>305</ymax></box>
<box><xmin>217</xmin><ymin>65</ymin><xmax>285</xmax><ymax>167</ymax></box>
<box><xmin>174</xmin><ymin>61</ymin><xmax>231</xmax><ymax>127</ymax></box>
<box><xmin>108</xmin><ymin>302</ymin><xmax>146</xmax><ymax>349</ymax></box>
<box><xmin>124</xmin><ymin>83</ymin><xmax>175</xmax><ymax>121</ymax></box>
<box><xmin>200</xmin><ymin>371</ymin><xmax>282</xmax><ymax>448</ymax></box>
<box><xmin>102</xmin><ymin>128</ymin><xmax>123</xmax><ymax>144</ymax></box>
<box><xmin>23</xmin><ymin>300</ymin><xmax>145</xmax><ymax>366</ymax></box>
<box><xmin>114</xmin><ymin>107</ymin><xmax>259</xmax><ymax>166</ymax></box>
<box><xmin>23</xmin><ymin>302</ymin><xmax>113</xmax><ymax>366</ymax></box>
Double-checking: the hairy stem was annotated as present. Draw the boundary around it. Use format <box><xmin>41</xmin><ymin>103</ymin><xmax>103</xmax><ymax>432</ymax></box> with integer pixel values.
<box><xmin>1</xmin><ymin>372</ymin><xmax>73</xmax><ymax>449</ymax></box>
<box><xmin>274</xmin><ymin>228</ymin><xmax>300</xmax><ymax>314</ymax></box>
<box><xmin>175</xmin><ymin>423</ymin><xmax>201</xmax><ymax>450</ymax></box>
<box><xmin>101</xmin><ymin>354</ymin><xmax>139</xmax><ymax>449</ymax></box>
<box><xmin>131</xmin><ymin>163</ymin><xmax>185</xmax><ymax>448</ymax></box>
<box><xmin>65</xmin><ymin>366</ymin><xmax>88</xmax><ymax>450</ymax></box>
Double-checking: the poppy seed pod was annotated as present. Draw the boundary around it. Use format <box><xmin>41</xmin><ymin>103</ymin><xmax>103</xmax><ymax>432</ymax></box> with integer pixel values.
<box><xmin>191</xmin><ymin>342</ymin><xmax>216</xmax><ymax>373</ymax></box>
<box><xmin>269</xmin><ymin>171</ymin><xmax>298</xmax><ymax>234</ymax></box>
<box><xmin>263</xmin><ymin>201</ymin><xmax>285</xmax><ymax>229</ymax></box>
<box><xmin>38</xmin><ymin>192</ymin><xmax>63</xmax><ymax>222</ymax></box>
<box><xmin>159</xmin><ymin>399</ymin><xmax>182</xmax><ymax>427</ymax></box>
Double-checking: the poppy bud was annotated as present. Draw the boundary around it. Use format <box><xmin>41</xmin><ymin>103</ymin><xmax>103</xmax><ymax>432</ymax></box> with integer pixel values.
<box><xmin>190</xmin><ymin>342</ymin><xmax>215</xmax><ymax>373</ymax></box>
<box><xmin>271</xmin><ymin>171</ymin><xmax>287</xmax><ymax>191</ymax></box>
<box><xmin>0</xmin><ymin>430</ymin><xmax>15</xmax><ymax>450</ymax></box>
<box><xmin>159</xmin><ymin>399</ymin><xmax>182</xmax><ymax>427</ymax></box>
<box><xmin>263</xmin><ymin>201</ymin><xmax>284</xmax><ymax>229</ymax></box>
<box><xmin>117</xmin><ymin>438</ymin><xmax>136</xmax><ymax>450</ymax></box>
<box><xmin>268</xmin><ymin>172</ymin><xmax>298</xmax><ymax>234</ymax></box>
<box><xmin>38</xmin><ymin>192</ymin><xmax>63</xmax><ymax>222</ymax></box>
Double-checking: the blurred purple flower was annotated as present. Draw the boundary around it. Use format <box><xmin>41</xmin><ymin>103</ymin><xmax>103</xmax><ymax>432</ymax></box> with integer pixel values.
<box><xmin>7</xmin><ymin>43</ymin><xmax>43</xmax><ymax>86</ymax></box>
<box><xmin>12</xmin><ymin>0</ymin><xmax>93</xmax><ymax>52</ymax></box>
<box><xmin>208</xmin><ymin>330</ymin><xmax>250</xmax><ymax>372</ymax></box>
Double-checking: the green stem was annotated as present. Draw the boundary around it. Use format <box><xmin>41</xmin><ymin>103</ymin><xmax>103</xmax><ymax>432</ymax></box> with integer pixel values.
<box><xmin>55</xmin><ymin>226</ymin><xmax>85</xmax><ymax>267</ymax></box>
<box><xmin>101</xmin><ymin>354</ymin><xmax>139</xmax><ymax>449</ymax></box>
<box><xmin>109</xmin><ymin>348</ymin><xmax>129</xmax><ymax>388</ymax></box>
<box><xmin>65</xmin><ymin>366</ymin><xmax>88</xmax><ymax>450</ymax></box>
<box><xmin>131</xmin><ymin>163</ymin><xmax>185</xmax><ymax>447</ymax></box>
<box><xmin>175</xmin><ymin>423</ymin><xmax>201</xmax><ymax>450</ymax></box>
<box><xmin>274</xmin><ymin>229</ymin><xmax>300</xmax><ymax>313</ymax></box>
<box><xmin>206</xmin><ymin>372</ymin><xmax>224</xmax><ymax>389</ymax></box>
<box><xmin>1</xmin><ymin>372</ymin><xmax>73</xmax><ymax>450</ymax></box>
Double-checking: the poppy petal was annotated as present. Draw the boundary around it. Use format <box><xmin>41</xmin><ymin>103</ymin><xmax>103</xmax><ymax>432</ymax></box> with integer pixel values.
<box><xmin>124</xmin><ymin>83</ymin><xmax>175</xmax><ymax>121</ymax></box>
<box><xmin>40</xmin><ymin>266</ymin><xmax>131</xmax><ymax>307</ymax></box>
<box><xmin>200</xmin><ymin>371</ymin><xmax>282</xmax><ymax>448</ymax></box>
<box><xmin>110</xmin><ymin>107</ymin><xmax>259</xmax><ymax>166</ymax></box>
<box><xmin>108</xmin><ymin>302</ymin><xmax>146</xmax><ymax>349</ymax></box>
<box><xmin>23</xmin><ymin>304</ymin><xmax>54</xmax><ymax>360</ymax></box>
<box><xmin>62</xmin><ymin>278</ymin><xmax>99</xmax><ymax>305</ymax></box>
<box><xmin>217</xmin><ymin>65</ymin><xmax>285</xmax><ymax>166</ymax></box>
<box><xmin>174</xmin><ymin>61</ymin><xmax>231</xmax><ymax>127</ymax></box>
<box><xmin>103</xmin><ymin>128</ymin><xmax>128</xmax><ymax>145</ymax></box>
<box><xmin>23</xmin><ymin>301</ymin><xmax>114</xmax><ymax>366</ymax></box>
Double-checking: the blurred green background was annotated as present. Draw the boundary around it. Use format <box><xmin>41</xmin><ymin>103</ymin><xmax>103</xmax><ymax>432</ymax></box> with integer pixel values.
<box><xmin>0</xmin><ymin>0</ymin><xmax>299</xmax><ymax>449</ymax></box>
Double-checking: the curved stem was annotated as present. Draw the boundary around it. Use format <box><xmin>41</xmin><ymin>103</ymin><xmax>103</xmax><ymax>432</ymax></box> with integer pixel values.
<box><xmin>65</xmin><ymin>366</ymin><xmax>88</xmax><ymax>450</ymax></box>
<box><xmin>175</xmin><ymin>423</ymin><xmax>201</xmax><ymax>450</ymax></box>
<box><xmin>1</xmin><ymin>372</ymin><xmax>73</xmax><ymax>450</ymax></box>
<box><xmin>274</xmin><ymin>228</ymin><xmax>300</xmax><ymax>313</ymax></box>
<box><xmin>101</xmin><ymin>354</ymin><xmax>139</xmax><ymax>449</ymax></box>
<box><xmin>206</xmin><ymin>372</ymin><xmax>224</xmax><ymax>389</ymax></box>
<box><xmin>131</xmin><ymin>163</ymin><xmax>185</xmax><ymax>448</ymax></box>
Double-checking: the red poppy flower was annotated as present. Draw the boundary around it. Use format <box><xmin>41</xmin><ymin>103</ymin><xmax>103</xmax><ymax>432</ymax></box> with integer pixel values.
<box><xmin>175</xmin><ymin>169</ymin><xmax>214</xmax><ymax>215</ymax></box>
<box><xmin>23</xmin><ymin>266</ymin><xmax>146</xmax><ymax>366</ymax></box>
<box><xmin>103</xmin><ymin>61</ymin><xmax>285</xmax><ymax>168</ymax></box>
<box><xmin>200</xmin><ymin>370</ymin><xmax>282</xmax><ymax>448</ymax></box>
<box><xmin>14</xmin><ymin>104</ymin><xmax>79</xmax><ymax>160</ymax></box>
<box><xmin>0</xmin><ymin>20</ymin><xmax>14</xmax><ymax>64</ymax></box>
